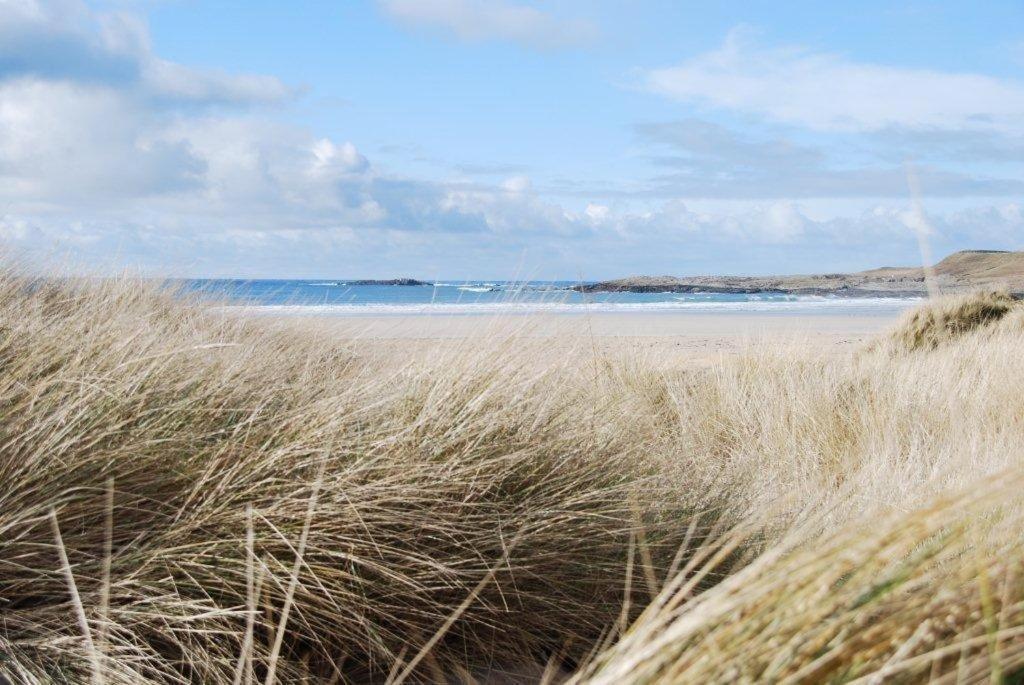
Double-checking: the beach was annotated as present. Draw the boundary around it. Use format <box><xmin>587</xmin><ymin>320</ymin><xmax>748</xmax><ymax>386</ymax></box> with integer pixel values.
<box><xmin>271</xmin><ymin>310</ymin><xmax>900</xmax><ymax>365</ymax></box>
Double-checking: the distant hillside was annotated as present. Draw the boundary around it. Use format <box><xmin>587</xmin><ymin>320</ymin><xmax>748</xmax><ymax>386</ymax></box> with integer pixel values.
<box><xmin>932</xmin><ymin>250</ymin><xmax>1024</xmax><ymax>280</ymax></box>
<box><xmin>575</xmin><ymin>250</ymin><xmax>1024</xmax><ymax>297</ymax></box>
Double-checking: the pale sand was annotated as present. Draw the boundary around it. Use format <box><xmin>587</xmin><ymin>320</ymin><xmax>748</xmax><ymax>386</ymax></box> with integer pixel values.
<box><xmin>267</xmin><ymin>311</ymin><xmax>900</xmax><ymax>365</ymax></box>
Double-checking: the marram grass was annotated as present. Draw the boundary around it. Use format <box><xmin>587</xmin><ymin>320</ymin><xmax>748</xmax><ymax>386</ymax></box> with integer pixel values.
<box><xmin>0</xmin><ymin>269</ymin><xmax>1022</xmax><ymax>683</ymax></box>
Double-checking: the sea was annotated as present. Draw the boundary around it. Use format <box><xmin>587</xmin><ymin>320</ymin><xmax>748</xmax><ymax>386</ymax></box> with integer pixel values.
<box><xmin>177</xmin><ymin>279</ymin><xmax>923</xmax><ymax>316</ymax></box>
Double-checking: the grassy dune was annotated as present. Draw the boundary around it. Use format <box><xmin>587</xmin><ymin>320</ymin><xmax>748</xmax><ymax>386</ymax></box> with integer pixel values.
<box><xmin>1</xmin><ymin>271</ymin><xmax>1023</xmax><ymax>683</ymax></box>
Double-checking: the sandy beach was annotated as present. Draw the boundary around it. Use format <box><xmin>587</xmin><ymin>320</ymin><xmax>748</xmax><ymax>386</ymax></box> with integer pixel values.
<box><xmin>270</xmin><ymin>310</ymin><xmax>901</xmax><ymax>364</ymax></box>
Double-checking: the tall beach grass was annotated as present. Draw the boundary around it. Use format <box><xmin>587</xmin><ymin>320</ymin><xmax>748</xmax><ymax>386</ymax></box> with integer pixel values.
<box><xmin>0</xmin><ymin>268</ymin><xmax>1022</xmax><ymax>683</ymax></box>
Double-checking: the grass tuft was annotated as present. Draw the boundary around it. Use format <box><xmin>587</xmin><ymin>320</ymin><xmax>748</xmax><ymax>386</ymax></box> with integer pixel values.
<box><xmin>1</xmin><ymin>270</ymin><xmax>1023</xmax><ymax>683</ymax></box>
<box><xmin>867</xmin><ymin>290</ymin><xmax>1018</xmax><ymax>354</ymax></box>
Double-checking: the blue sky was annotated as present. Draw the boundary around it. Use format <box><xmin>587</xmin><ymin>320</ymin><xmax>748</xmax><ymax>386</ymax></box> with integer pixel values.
<box><xmin>1</xmin><ymin>0</ymin><xmax>1023</xmax><ymax>278</ymax></box>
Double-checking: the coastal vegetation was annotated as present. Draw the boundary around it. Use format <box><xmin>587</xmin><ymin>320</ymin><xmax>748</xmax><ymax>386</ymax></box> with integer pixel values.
<box><xmin>1</xmin><ymin>268</ymin><xmax>1024</xmax><ymax>683</ymax></box>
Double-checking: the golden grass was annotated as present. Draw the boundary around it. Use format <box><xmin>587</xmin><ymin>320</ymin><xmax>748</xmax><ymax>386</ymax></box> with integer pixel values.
<box><xmin>573</xmin><ymin>471</ymin><xmax>1024</xmax><ymax>684</ymax></box>
<box><xmin>867</xmin><ymin>289</ymin><xmax>1018</xmax><ymax>353</ymax></box>
<box><xmin>1</xmin><ymin>271</ymin><xmax>1023</xmax><ymax>683</ymax></box>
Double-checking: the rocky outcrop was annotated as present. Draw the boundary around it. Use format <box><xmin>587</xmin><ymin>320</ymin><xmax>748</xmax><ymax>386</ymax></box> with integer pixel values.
<box><xmin>344</xmin><ymin>278</ymin><xmax>431</xmax><ymax>286</ymax></box>
<box><xmin>573</xmin><ymin>251</ymin><xmax>1024</xmax><ymax>298</ymax></box>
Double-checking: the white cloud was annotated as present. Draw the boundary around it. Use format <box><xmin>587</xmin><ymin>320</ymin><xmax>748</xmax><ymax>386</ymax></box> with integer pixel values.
<box><xmin>501</xmin><ymin>175</ymin><xmax>532</xmax><ymax>193</ymax></box>
<box><xmin>645</xmin><ymin>27</ymin><xmax>1024</xmax><ymax>132</ymax></box>
<box><xmin>763</xmin><ymin>201</ymin><xmax>809</xmax><ymax>242</ymax></box>
<box><xmin>633</xmin><ymin>119</ymin><xmax>1024</xmax><ymax>200</ymax></box>
<box><xmin>1</xmin><ymin>4</ymin><xmax>1020</xmax><ymax>277</ymax></box>
<box><xmin>378</xmin><ymin>0</ymin><xmax>597</xmax><ymax>49</ymax></box>
<box><xmin>585</xmin><ymin>203</ymin><xmax>610</xmax><ymax>222</ymax></box>
<box><xmin>141</xmin><ymin>59</ymin><xmax>293</xmax><ymax>105</ymax></box>
<box><xmin>311</xmin><ymin>139</ymin><xmax>370</xmax><ymax>176</ymax></box>
<box><xmin>0</xmin><ymin>0</ymin><xmax>292</xmax><ymax>104</ymax></box>
<box><xmin>573</xmin><ymin>199</ymin><xmax>1024</xmax><ymax>255</ymax></box>
<box><xmin>0</xmin><ymin>79</ymin><xmax>204</xmax><ymax>201</ymax></box>
<box><xmin>1</xmin><ymin>81</ymin><xmax>1017</xmax><ymax>269</ymax></box>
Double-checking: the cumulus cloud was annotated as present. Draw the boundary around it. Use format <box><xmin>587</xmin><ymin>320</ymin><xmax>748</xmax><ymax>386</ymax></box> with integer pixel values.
<box><xmin>0</xmin><ymin>0</ymin><xmax>292</xmax><ymax>104</ymax></box>
<box><xmin>0</xmin><ymin>79</ymin><xmax>205</xmax><ymax>202</ymax></box>
<box><xmin>0</xmin><ymin>1</ymin><xmax>575</xmax><ymax>250</ymax></box>
<box><xmin>378</xmin><ymin>0</ymin><xmax>598</xmax><ymax>49</ymax></box>
<box><xmin>0</xmin><ymin>3</ymin><xmax>1019</xmax><ymax>277</ymax></box>
<box><xmin>627</xmin><ymin>201</ymin><xmax>1024</xmax><ymax>256</ymax></box>
<box><xmin>644</xmin><ymin>27</ymin><xmax>1024</xmax><ymax>132</ymax></box>
<box><xmin>311</xmin><ymin>139</ymin><xmax>370</xmax><ymax>176</ymax></box>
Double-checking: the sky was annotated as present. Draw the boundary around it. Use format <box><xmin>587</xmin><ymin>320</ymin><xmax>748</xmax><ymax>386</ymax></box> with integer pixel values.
<box><xmin>0</xmin><ymin>0</ymin><xmax>1022</xmax><ymax>279</ymax></box>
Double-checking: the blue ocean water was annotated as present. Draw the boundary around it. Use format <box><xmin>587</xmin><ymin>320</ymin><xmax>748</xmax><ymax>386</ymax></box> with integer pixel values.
<box><xmin>176</xmin><ymin>279</ymin><xmax>922</xmax><ymax>316</ymax></box>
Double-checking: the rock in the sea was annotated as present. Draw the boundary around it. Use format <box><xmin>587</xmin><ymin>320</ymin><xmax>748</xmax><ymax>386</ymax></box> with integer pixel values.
<box><xmin>343</xmin><ymin>278</ymin><xmax>431</xmax><ymax>286</ymax></box>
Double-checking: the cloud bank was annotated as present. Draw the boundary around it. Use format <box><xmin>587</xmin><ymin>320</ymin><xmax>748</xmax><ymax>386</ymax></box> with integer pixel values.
<box><xmin>644</xmin><ymin>27</ymin><xmax>1024</xmax><ymax>132</ymax></box>
<box><xmin>0</xmin><ymin>5</ymin><xmax>1020</xmax><ymax>277</ymax></box>
<box><xmin>0</xmin><ymin>0</ymin><xmax>293</xmax><ymax>104</ymax></box>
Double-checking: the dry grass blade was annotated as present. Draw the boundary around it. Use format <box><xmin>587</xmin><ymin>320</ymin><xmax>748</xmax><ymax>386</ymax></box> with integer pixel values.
<box><xmin>50</xmin><ymin>507</ymin><xmax>104</xmax><ymax>685</ymax></box>
<box><xmin>97</xmin><ymin>476</ymin><xmax>114</xmax><ymax>678</ymax></box>
<box><xmin>233</xmin><ymin>503</ymin><xmax>258</xmax><ymax>685</ymax></box>
<box><xmin>389</xmin><ymin>530</ymin><xmax>523</xmax><ymax>685</ymax></box>
<box><xmin>576</xmin><ymin>471</ymin><xmax>1024</xmax><ymax>684</ymax></box>
<box><xmin>263</xmin><ymin>461</ymin><xmax>327</xmax><ymax>685</ymax></box>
